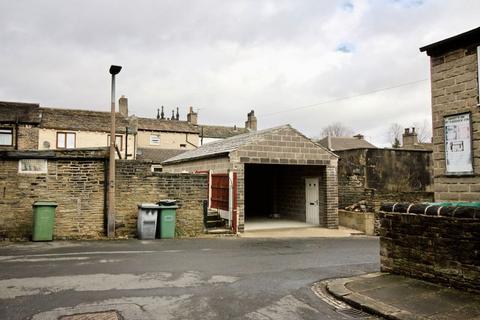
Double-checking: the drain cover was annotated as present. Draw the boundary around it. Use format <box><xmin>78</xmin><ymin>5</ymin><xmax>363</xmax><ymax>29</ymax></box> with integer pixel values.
<box><xmin>338</xmin><ymin>308</ymin><xmax>373</xmax><ymax>319</ymax></box>
<box><xmin>59</xmin><ymin>310</ymin><xmax>121</xmax><ymax>320</ymax></box>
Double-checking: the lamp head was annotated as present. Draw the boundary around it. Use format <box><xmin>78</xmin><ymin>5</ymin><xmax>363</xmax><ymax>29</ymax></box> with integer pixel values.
<box><xmin>109</xmin><ymin>65</ymin><xmax>122</xmax><ymax>75</ymax></box>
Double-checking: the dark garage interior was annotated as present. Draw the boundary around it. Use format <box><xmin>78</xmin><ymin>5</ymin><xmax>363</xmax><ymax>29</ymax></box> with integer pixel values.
<box><xmin>244</xmin><ymin>163</ymin><xmax>327</xmax><ymax>224</ymax></box>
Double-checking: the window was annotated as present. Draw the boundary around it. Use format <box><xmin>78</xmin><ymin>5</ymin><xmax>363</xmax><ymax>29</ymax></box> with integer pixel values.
<box><xmin>0</xmin><ymin>128</ymin><xmax>13</xmax><ymax>146</ymax></box>
<box><xmin>107</xmin><ymin>134</ymin><xmax>123</xmax><ymax>150</ymax></box>
<box><xmin>180</xmin><ymin>144</ymin><xmax>187</xmax><ymax>148</ymax></box>
<box><xmin>151</xmin><ymin>165</ymin><xmax>163</xmax><ymax>173</ymax></box>
<box><xmin>150</xmin><ymin>134</ymin><xmax>160</xmax><ymax>145</ymax></box>
<box><xmin>19</xmin><ymin>159</ymin><xmax>47</xmax><ymax>174</ymax></box>
<box><xmin>56</xmin><ymin>132</ymin><xmax>75</xmax><ymax>149</ymax></box>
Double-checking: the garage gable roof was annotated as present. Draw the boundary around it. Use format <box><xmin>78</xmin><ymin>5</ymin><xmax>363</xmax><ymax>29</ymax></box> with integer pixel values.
<box><xmin>163</xmin><ymin>125</ymin><xmax>337</xmax><ymax>164</ymax></box>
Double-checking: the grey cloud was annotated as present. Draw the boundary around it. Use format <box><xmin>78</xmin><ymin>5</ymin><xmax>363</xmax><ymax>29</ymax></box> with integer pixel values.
<box><xmin>0</xmin><ymin>0</ymin><xmax>479</xmax><ymax>147</ymax></box>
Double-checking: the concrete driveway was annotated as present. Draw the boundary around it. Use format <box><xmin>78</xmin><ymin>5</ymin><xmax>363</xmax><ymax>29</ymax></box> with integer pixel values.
<box><xmin>0</xmin><ymin>237</ymin><xmax>379</xmax><ymax>319</ymax></box>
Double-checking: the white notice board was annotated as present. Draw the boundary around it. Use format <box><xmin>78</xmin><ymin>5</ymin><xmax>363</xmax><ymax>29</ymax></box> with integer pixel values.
<box><xmin>444</xmin><ymin>113</ymin><xmax>473</xmax><ymax>174</ymax></box>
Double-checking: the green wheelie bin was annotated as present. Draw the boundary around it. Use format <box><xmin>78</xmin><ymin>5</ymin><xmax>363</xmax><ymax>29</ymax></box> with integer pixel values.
<box><xmin>157</xmin><ymin>199</ymin><xmax>178</xmax><ymax>239</ymax></box>
<box><xmin>32</xmin><ymin>201</ymin><xmax>57</xmax><ymax>241</ymax></box>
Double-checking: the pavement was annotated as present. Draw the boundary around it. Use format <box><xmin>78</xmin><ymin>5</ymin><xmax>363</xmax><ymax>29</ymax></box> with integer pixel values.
<box><xmin>326</xmin><ymin>272</ymin><xmax>480</xmax><ymax>320</ymax></box>
<box><xmin>241</xmin><ymin>226</ymin><xmax>365</xmax><ymax>238</ymax></box>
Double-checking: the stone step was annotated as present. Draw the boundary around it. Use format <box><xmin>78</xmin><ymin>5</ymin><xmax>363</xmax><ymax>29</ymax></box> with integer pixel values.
<box><xmin>206</xmin><ymin>219</ymin><xmax>226</xmax><ymax>228</ymax></box>
<box><xmin>206</xmin><ymin>227</ymin><xmax>234</xmax><ymax>235</ymax></box>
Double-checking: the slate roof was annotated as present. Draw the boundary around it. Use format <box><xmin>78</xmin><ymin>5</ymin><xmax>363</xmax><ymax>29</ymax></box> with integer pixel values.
<box><xmin>199</xmin><ymin>125</ymin><xmax>249</xmax><ymax>139</ymax></box>
<box><xmin>0</xmin><ymin>102</ymin><xmax>198</xmax><ymax>134</ymax></box>
<box><xmin>0</xmin><ymin>101</ymin><xmax>41</xmax><ymax>124</ymax></box>
<box><xmin>137</xmin><ymin>117</ymin><xmax>198</xmax><ymax>133</ymax></box>
<box><xmin>136</xmin><ymin>148</ymin><xmax>187</xmax><ymax>162</ymax></box>
<box><xmin>420</xmin><ymin>27</ymin><xmax>480</xmax><ymax>56</ymax></box>
<box><xmin>39</xmin><ymin>107</ymin><xmax>134</xmax><ymax>133</ymax></box>
<box><xmin>164</xmin><ymin>125</ymin><xmax>336</xmax><ymax>164</ymax></box>
<box><xmin>317</xmin><ymin>136</ymin><xmax>377</xmax><ymax>151</ymax></box>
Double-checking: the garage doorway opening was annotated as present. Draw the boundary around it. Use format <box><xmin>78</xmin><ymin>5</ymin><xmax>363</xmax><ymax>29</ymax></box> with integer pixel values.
<box><xmin>244</xmin><ymin>163</ymin><xmax>326</xmax><ymax>231</ymax></box>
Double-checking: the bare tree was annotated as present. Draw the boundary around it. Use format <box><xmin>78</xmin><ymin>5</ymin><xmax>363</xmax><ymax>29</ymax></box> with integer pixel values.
<box><xmin>320</xmin><ymin>122</ymin><xmax>354</xmax><ymax>138</ymax></box>
<box><xmin>413</xmin><ymin>119</ymin><xmax>432</xmax><ymax>143</ymax></box>
<box><xmin>388</xmin><ymin>123</ymin><xmax>403</xmax><ymax>148</ymax></box>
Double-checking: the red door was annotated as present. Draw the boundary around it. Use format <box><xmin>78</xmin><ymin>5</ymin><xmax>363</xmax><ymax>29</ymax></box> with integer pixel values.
<box><xmin>210</xmin><ymin>173</ymin><xmax>229</xmax><ymax>211</ymax></box>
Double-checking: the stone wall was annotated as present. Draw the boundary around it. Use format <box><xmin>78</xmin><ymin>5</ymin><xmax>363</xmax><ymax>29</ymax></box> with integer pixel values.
<box><xmin>379</xmin><ymin>203</ymin><xmax>480</xmax><ymax>292</ymax></box>
<box><xmin>0</xmin><ymin>149</ymin><xmax>207</xmax><ymax>240</ymax></box>
<box><xmin>336</xmin><ymin>148</ymin><xmax>433</xmax><ymax>210</ymax></box>
<box><xmin>338</xmin><ymin>209</ymin><xmax>375</xmax><ymax>235</ymax></box>
<box><xmin>115</xmin><ymin>161</ymin><xmax>207</xmax><ymax>237</ymax></box>
<box><xmin>0</xmin><ymin>149</ymin><xmax>108</xmax><ymax>240</ymax></box>
<box><xmin>17</xmin><ymin>125</ymin><xmax>39</xmax><ymax>150</ymax></box>
<box><xmin>430</xmin><ymin>46</ymin><xmax>479</xmax><ymax>201</ymax></box>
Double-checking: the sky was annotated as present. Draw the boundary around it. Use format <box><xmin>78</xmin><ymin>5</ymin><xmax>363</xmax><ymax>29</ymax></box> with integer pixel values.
<box><xmin>0</xmin><ymin>0</ymin><xmax>479</xmax><ymax>146</ymax></box>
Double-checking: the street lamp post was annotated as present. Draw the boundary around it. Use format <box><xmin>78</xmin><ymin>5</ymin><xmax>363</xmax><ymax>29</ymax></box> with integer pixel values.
<box><xmin>108</xmin><ymin>65</ymin><xmax>122</xmax><ymax>238</ymax></box>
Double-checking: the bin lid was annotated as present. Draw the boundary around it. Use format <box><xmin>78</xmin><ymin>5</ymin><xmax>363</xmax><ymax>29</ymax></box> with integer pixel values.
<box><xmin>157</xmin><ymin>199</ymin><xmax>177</xmax><ymax>206</ymax></box>
<box><xmin>159</xmin><ymin>205</ymin><xmax>179</xmax><ymax>209</ymax></box>
<box><xmin>138</xmin><ymin>203</ymin><xmax>162</xmax><ymax>209</ymax></box>
<box><xmin>33</xmin><ymin>201</ymin><xmax>58</xmax><ymax>207</ymax></box>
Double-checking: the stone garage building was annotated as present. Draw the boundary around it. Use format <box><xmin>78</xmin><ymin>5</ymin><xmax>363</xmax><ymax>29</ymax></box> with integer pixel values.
<box><xmin>162</xmin><ymin>125</ymin><xmax>339</xmax><ymax>232</ymax></box>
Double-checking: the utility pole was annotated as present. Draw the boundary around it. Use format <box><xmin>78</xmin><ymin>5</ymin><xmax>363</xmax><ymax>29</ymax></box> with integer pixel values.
<box><xmin>108</xmin><ymin>65</ymin><xmax>122</xmax><ymax>238</ymax></box>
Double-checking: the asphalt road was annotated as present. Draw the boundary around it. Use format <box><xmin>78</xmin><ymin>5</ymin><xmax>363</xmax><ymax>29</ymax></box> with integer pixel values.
<box><xmin>0</xmin><ymin>237</ymin><xmax>379</xmax><ymax>320</ymax></box>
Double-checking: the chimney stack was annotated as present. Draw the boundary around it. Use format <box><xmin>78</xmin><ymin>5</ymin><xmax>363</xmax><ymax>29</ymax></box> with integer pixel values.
<box><xmin>187</xmin><ymin>106</ymin><xmax>198</xmax><ymax>125</ymax></box>
<box><xmin>402</xmin><ymin>127</ymin><xmax>418</xmax><ymax>148</ymax></box>
<box><xmin>245</xmin><ymin>110</ymin><xmax>257</xmax><ymax>131</ymax></box>
<box><xmin>119</xmin><ymin>95</ymin><xmax>128</xmax><ymax>116</ymax></box>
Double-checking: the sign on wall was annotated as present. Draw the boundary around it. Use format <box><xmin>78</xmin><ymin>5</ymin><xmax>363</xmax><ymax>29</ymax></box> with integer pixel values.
<box><xmin>444</xmin><ymin>113</ymin><xmax>473</xmax><ymax>174</ymax></box>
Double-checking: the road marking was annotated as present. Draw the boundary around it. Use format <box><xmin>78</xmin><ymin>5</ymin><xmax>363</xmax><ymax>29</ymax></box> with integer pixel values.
<box><xmin>0</xmin><ymin>271</ymin><xmax>239</xmax><ymax>299</ymax></box>
<box><xmin>6</xmin><ymin>257</ymin><xmax>90</xmax><ymax>262</ymax></box>
<box><xmin>0</xmin><ymin>250</ymin><xmax>157</xmax><ymax>261</ymax></box>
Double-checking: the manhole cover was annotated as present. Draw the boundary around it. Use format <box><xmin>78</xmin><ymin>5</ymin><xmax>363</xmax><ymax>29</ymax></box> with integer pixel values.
<box><xmin>59</xmin><ymin>310</ymin><xmax>121</xmax><ymax>320</ymax></box>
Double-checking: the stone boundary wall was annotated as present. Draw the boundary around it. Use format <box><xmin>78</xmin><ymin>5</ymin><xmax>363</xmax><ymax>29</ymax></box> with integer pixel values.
<box><xmin>0</xmin><ymin>149</ymin><xmax>108</xmax><ymax>240</ymax></box>
<box><xmin>379</xmin><ymin>203</ymin><xmax>480</xmax><ymax>292</ymax></box>
<box><xmin>338</xmin><ymin>209</ymin><xmax>375</xmax><ymax>235</ymax></box>
<box><xmin>335</xmin><ymin>149</ymin><xmax>433</xmax><ymax>211</ymax></box>
<box><xmin>0</xmin><ymin>149</ymin><xmax>207</xmax><ymax>240</ymax></box>
<box><xmin>115</xmin><ymin>161</ymin><xmax>207</xmax><ymax>237</ymax></box>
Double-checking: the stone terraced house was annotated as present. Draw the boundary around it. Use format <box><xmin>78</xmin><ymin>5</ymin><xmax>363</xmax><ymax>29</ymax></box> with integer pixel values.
<box><xmin>0</xmin><ymin>98</ymin><xmax>257</xmax><ymax>163</ymax></box>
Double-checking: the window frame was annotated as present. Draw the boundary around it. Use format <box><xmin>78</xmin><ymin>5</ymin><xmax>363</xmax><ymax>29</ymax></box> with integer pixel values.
<box><xmin>18</xmin><ymin>159</ymin><xmax>48</xmax><ymax>174</ymax></box>
<box><xmin>56</xmin><ymin>132</ymin><xmax>76</xmax><ymax>149</ymax></box>
<box><xmin>149</xmin><ymin>134</ymin><xmax>160</xmax><ymax>145</ymax></box>
<box><xmin>0</xmin><ymin>128</ymin><xmax>13</xmax><ymax>146</ymax></box>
